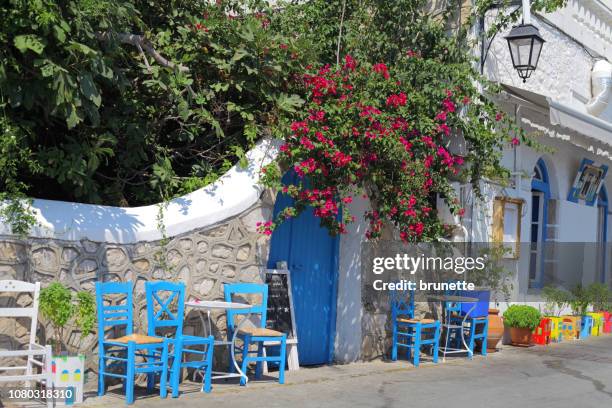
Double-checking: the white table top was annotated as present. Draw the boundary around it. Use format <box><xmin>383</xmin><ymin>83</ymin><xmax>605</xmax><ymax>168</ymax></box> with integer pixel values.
<box><xmin>427</xmin><ymin>295</ymin><xmax>479</xmax><ymax>303</ymax></box>
<box><xmin>186</xmin><ymin>300</ymin><xmax>251</xmax><ymax>310</ymax></box>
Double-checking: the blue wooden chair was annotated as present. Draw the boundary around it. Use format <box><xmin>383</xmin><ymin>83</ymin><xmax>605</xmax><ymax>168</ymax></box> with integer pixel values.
<box><xmin>390</xmin><ymin>288</ymin><xmax>440</xmax><ymax>367</ymax></box>
<box><xmin>446</xmin><ymin>290</ymin><xmax>489</xmax><ymax>359</ymax></box>
<box><xmin>95</xmin><ymin>281</ymin><xmax>169</xmax><ymax>405</ymax></box>
<box><xmin>224</xmin><ymin>283</ymin><xmax>287</xmax><ymax>385</ymax></box>
<box><xmin>145</xmin><ymin>281</ymin><xmax>214</xmax><ymax>398</ymax></box>
<box><xmin>580</xmin><ymin>315</ymin><xmax>593</xmax><ymax>339</ymax></box>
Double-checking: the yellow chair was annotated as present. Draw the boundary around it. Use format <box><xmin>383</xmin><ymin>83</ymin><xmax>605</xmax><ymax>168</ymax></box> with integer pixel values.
<box><xmin>547</xmin><ymin>316</ymin><xmax>563</xmax><ymax>342</ymax></box>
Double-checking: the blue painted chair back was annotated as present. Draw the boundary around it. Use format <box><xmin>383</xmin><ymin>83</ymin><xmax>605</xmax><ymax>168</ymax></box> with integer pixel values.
<box><xmin>390</xmin><ymin>287</ymin><xmax>415</xmax><ymax>321</ymax></box>
<box><xmin>444</xmin><ymin>282</ymin><xmax>490</xmax><ymax>318</ymax></box>
<box><xmin>95</xmin><ymin>281</ymin><xmax>134</xmax><ymax>341</ymax></box>
<box><xmin>224</xmin><ymin>283</ymin><xmax>268</xmax><ymax>333</ymax></box>
<box><xmin>145</xmin><ymin>281</ymin><xmax>185</xmax><ymax>337</ymax></box>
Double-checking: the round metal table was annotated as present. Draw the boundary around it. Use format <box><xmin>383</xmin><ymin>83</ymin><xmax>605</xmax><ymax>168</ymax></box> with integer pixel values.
<box><xmin>185</xmin><ymin>300</ymin><xmax>252</xmax><ymax>384</ymax></box>
<box><xmin>428</xmin><ymin>294</ymin><xmax>479</xmax><ymax>362</ymax></box>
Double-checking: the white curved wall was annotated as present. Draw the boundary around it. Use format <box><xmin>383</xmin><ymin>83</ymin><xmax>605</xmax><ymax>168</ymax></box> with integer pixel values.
<box><xmin>0</xmin><ymin>138</ymin><xmax>280</xmax><ymax>244</ymax></box>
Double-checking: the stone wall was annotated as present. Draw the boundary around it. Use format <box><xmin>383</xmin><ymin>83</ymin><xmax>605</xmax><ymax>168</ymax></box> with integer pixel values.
<box><xmin>0</xmin><ymin>192</ymin><xmax>274</xmax><ymax>389</ymax></box>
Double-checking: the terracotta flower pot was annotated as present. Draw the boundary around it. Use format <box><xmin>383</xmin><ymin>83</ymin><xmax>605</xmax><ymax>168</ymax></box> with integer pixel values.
<box><xmin>487</xmin><ymin>308</ymin><xmax>504</xmax><ymax>351</ymax></box>
<box><xmin>509</xmin><ymin>327</ymin><xmax>533</xmax><ymax>346</ymax></box>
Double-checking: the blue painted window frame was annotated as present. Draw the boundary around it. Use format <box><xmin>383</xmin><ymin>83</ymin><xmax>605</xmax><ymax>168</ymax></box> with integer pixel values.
<box><xmin>598</xmin><ymin>187</ymin><xmax>608</xmax><ymax>284</ymax></box>
<box><xmin>567</xmin><ymin>158</ymin><xmax>609</xmax><ymax>206</ymax></box>
<box><xmin>530</xmin><ymin>158</ymin><xmax>550</xmax><ymax>289</ymax></box>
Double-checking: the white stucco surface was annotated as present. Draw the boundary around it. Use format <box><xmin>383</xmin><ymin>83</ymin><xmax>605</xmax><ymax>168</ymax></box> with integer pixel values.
<box><xmin>1</xmin><ymin>139</ymin><xmax>280</xmax><ymax>244</ymax></box>
<box><xmin>335</xmin><ymin>194</ymin><xmax>371</xmax><ymax>363</ymax></box>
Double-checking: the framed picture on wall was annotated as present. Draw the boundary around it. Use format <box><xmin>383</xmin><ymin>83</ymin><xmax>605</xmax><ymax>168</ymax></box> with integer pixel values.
<box><xmin>567</xmin><ymin>159</ymin><xmax>608</xmax><ymax>205</ymax></box>
<box><xmin>492</xmin><ymin>196</ymin><xmax>524</xmax><ymax>259</ymax></box>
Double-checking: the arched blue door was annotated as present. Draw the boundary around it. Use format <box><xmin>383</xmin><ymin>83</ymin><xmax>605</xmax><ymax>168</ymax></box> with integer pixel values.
<box><xmin>267</xmin><ymin>172</ymin><xmax>339</xmax><ymax>365</ymax></box>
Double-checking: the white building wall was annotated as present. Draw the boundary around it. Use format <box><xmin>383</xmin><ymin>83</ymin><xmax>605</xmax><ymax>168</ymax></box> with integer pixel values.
<box><xmin>334</xmin><ymin>194</ymin><xmax>371</xmax><ymax>363</ymax></box>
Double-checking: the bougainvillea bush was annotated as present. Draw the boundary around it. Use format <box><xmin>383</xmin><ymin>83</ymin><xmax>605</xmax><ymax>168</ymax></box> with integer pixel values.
<box><xmin>261</xmin><ymin>52</ymin><xmax>519</xmax><ymax>242</ymax></box>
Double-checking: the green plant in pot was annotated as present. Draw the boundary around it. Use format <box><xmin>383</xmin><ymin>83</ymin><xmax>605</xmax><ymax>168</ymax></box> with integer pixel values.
<box><xmin>503</xmin><ymin>305</ymin><xmax>541</xmax><ymax>346</ymax></box>
<box><xmin>589</xmin><ymin>283</ymin><xmax>611</xmax><ymax>312</ymax></box>
<box><xmin>568</xmin><ymin>284</ymin><xmax>594</xmax><ymax>339</ymax></box>
<box><xmin>39</xmin><ymin>282</ymin><xmax>95</xmax><ymax>404</ymax></box>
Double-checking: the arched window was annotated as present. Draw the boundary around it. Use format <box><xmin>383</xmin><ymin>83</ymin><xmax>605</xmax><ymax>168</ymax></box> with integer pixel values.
<box><xmin>529</xmin><ymin>159</ymin><xmax>550</xmax><ymax>288</ymax></box>
<box><xmin>597</xmin><ymin>186</ymin><xmax>608</xmax><ymax>283</ymax></box>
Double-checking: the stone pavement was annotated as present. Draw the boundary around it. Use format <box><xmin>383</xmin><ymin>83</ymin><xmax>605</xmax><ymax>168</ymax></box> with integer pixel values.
<box><xmin>7</xmin><ymin>335</ymin><xmax>612</xmax><ymax>408</ymax></box>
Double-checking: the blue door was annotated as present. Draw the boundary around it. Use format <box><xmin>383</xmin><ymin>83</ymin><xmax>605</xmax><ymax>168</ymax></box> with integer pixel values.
<box><xmin>267</xmin><ymin>172</ymin><xmax>339</xmax><ymax>365</ymax></box>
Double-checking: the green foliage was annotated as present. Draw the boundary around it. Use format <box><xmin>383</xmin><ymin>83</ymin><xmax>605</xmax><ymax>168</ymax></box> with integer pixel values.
<box><xmin>39</xmin><ymin>282</ymin><xmax>73</xmax><ymax>334</ymax></box>
<box><xmin>0</xmin><ymin>0</ymin><xmax>569</xmax><ymax>237</ymax></box>
<box><xmin>469</xmin><ymin>245</ymin><xmax>514</xmax><ymax>302</ymax></box>
<box><xmin>39</xmin><ymin>282</ymin><xmax>96</xmax><ymax>353</ymax></box>
<box><xmin>589</xmin><ymin>283</ymin><xmax>611</xmax><ymax>312</ymax></box>
<box><xmin>0</xmin><ymin>0</ymin><xmax>306</xmax><ymax>231</ymax></box>
<box><xmin>542</xmin><ymin>285</ymin><xmax>571</xmax><ymax>316</ymax></box>
<box><xmin>75</xmin><ymin>291</ymin><xmax>96</xmax><ymax>337</ymax></box>
<box><xmin>569</xmin><ymin>284</ymin><xmax>592</xmax><ymax>316</ymax></box>
<box><xmin>503</xmin><ymin>304</ymin><xmax>541</xmax><ymax>330</ymax></box>
<box><xmin>262</xmin><ymin>0</ymin><xmax>530</xmax><ymax>240</ymax></box>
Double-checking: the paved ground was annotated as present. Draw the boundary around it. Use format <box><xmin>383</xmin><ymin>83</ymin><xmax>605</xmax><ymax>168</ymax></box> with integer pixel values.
<box><xmin>7</xmin><ymin>335</ymin><xmax>612</xmax><ymax>408</ymax></box>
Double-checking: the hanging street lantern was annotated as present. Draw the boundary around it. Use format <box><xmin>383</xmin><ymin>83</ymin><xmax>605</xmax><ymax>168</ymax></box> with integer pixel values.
<box><xmin>505</xmin><ymin>23</ymin><xmax>546</xmax><ymax>83</ymax></box>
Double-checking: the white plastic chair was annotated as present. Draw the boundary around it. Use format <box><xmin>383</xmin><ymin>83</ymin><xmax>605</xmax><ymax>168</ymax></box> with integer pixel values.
<box><xmin>0</xmin><ymin>280</ymin><xmax>54</xmax><ymax>407</ymax></box>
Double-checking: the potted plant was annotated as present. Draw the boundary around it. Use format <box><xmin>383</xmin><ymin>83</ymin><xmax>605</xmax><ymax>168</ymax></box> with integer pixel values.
<box><xmin>587</xmin><ymin>283</ymin><xmax>610</xmax><ymax>336</ymax></box>
<box><xmin>569</xmin><ymin>284</ymin><xmax>593</xmax><ymax>339</ymax></box>
<box><xmin>503</xmin><ymin>305</ymin><xmax>541</xmax><ymax>346</ymax></box>
<box><xmin>542</xmin><ymin>286</ymin><xmax>571</xmax><ymax>342</ymax></box>
<box><xmin>40</xmin><ymin>282</ymin><xmax>95</xmax><ymax>405</ymax></box>
<box><xmin>469</xmin><ymin>245</ymin><xmax>514</xmax><ymax>352</ymax></box>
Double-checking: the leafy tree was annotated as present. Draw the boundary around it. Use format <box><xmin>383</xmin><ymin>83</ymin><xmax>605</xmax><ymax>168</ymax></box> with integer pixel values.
<box><xmin>1</xmin><ymin>0</ymin><xmax>306</xmax><ymax>229</ymax></box>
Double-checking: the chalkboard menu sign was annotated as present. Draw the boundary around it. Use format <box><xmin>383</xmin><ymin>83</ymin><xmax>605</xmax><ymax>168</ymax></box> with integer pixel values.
<box><xmin>264</xmin><ymin>269</ymin><xmax>297</xmax><ymax>340</ymax></box>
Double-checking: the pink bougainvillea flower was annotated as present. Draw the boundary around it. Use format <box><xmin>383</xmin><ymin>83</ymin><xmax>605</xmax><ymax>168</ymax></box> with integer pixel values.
<box><xmin>511</xmin><ymin>137</ymin><xmax>520</xmax><ymax>146</ymax></box>
<box><xmin>308</xmin><ymin>110</ymin><xmax>325</xmax><ymax>121</ymax></box>
<box><xmin>437</xmin><ymin>123</ymin><xmax>451</xmax><ymax>136</ymax></box>
<box><xmin>495</xmin><ymin>112</ymin><xmax>504</xmax><ymax>121</ymax></box>
<box><xmin>299</xmin><ymin>136</ymin><xmax>315</xmax><ymax>150</ymax></box>
<box><xmin>424</xmin><ymin>155</ymin><xmax>434</xmax><ymax>168</ymax></box>
<box><xmin>442</xmin><ymin>98</ymin><xmax>456</xmax><ymax>113</ymax></box>
<box><xmin>385</xmin><ymin>92</ymin><xmax>407</xmax><ymax>107</ymax></box>
<box><xmin>372</xmin><ymin>63</ymin><xmax>390</xmax><ymax>79</ymax></box>
<box><xmin>435</xmin><ymin>111</ymin><xmax>447</xmax><ymax>122</ymax></box>
<box><xmin>344</xmin><ymin>55</ymin><xmax>357</xmax><ymax>71</ymax></box>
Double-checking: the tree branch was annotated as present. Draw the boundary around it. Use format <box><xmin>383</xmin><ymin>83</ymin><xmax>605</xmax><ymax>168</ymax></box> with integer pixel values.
<box><xmin>97</xmin><ymin>32</ymin><xmax>189</xmax><ymax>73</ymax></box>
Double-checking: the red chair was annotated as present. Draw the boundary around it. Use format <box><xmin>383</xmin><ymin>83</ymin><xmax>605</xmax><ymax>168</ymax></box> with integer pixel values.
<box><xmin>604</xmin><ymin>312</ymin><xmax>611</xmax><ymax>334</ymax></box>
<box><xmin>533</xmin><ymin>318</ymin><xmax>552</xmax><ymax>345</ymax></box>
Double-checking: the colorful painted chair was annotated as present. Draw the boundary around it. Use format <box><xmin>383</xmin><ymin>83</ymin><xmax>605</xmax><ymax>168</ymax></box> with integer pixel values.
<box><xmin>561</xmin><ymin>316</ymin><xmax>578</xmax><ymax>340</ymax></box>
<box><xmin>533</xmin><ymin>318</ymin><xmax>552</xmax><ymax>345</ymax></box>
<box><xmin>587</xmin><ymin>312</ymin><xmax>604</xmax><ymax>336</ymax></box>
<box><xmin>95</xmin><ymin>281</ymin><xmax>169</xmax><ymax>405</ymax></box>
<box><xmin>548</xmin><ymin>316</ymin><xmax>564</xmax><ymax>342</ymax></box>
<box><xmin>603</xmin><ymin>311</ymin><xmax>612</xmax><ymax>334</ymax></box>
<box><xmin>390</xmin><ymin>287</ymin><xmax>441</xmax><ymax>367</ymax></box>
<box><xmin>145</xmin><ymin>281</ymin><xmax>214</xmax><ymax>398</ymax></box>
<box><xmin>580</xmin><ymin>315</ymin><xmax>593</xmax><ymax>339</ymax></box>
<box><xmin>224</xmin><ymin>283</ymin><xmax>287</xmax><ymax>385</ymax></box>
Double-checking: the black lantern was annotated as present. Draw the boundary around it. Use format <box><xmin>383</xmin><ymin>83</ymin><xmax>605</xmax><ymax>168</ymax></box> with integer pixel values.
<box><xmin>505</xmin><ymin>24</ymin><xmax>545</xmax><ymax>82</ymax></box>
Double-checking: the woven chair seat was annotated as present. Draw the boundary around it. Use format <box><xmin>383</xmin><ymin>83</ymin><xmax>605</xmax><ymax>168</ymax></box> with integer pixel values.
<box><xmin>238</xmin><ymin>327</ymin><xmax>284</xmax><ymax>337</ymax></box>
<box><xmin>110</xmin><ymin>334</ymin><xmax>163</xmax><ymax>344</ymax></box>
<box><xmin>397</xmin><ymin>318</ymin><xmax>436</xmax><ymax>324</ymax></box>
